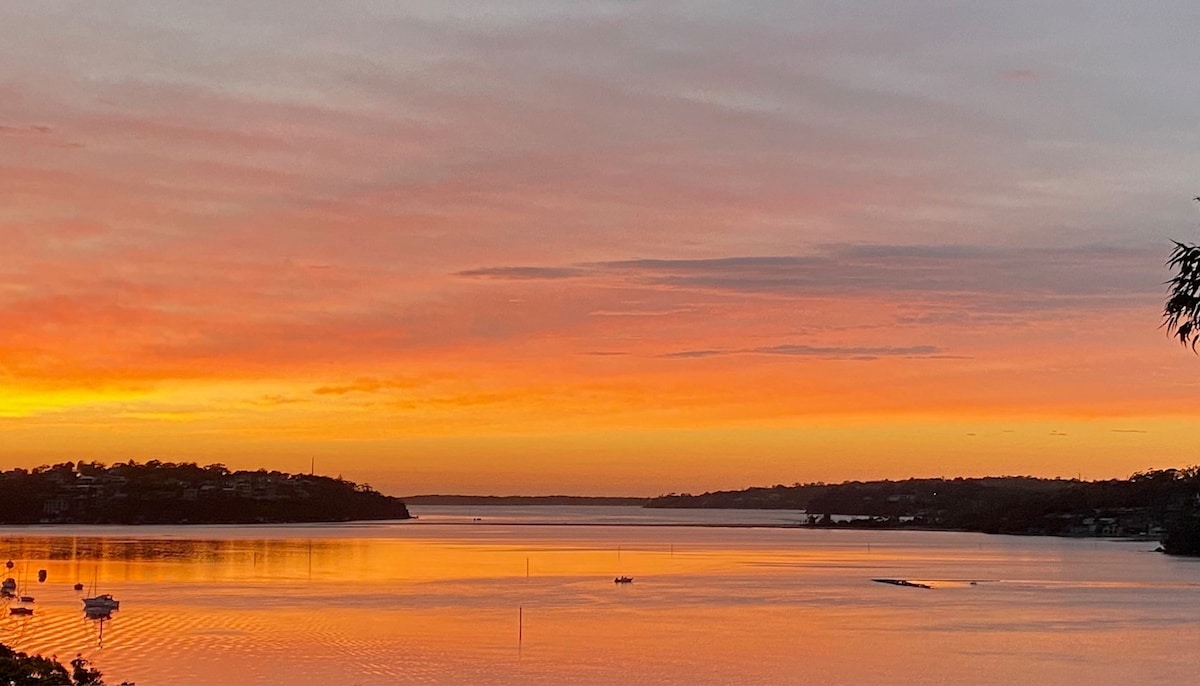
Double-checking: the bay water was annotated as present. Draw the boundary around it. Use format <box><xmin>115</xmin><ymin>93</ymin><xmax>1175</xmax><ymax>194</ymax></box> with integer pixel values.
<box><xmin>0</xmin><ymin>506</ymin><xmax>1195</xmax><ymax>685</ymax></box>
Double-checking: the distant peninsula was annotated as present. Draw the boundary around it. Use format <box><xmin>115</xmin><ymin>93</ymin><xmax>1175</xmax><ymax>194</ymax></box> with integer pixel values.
<box><xmin>0</xmin><ymin>461</ymin><xmax>410</xmax><ymax>525</ymax></box>
<box><xmin>647</xmin><ymin>469</ymin><xmax>1200</xmax><ymax>555</ymax></box>
<box><xmin>403</xmin><ymin>494</ymin><xmax>648</xmax><ymax>506</ymax></box>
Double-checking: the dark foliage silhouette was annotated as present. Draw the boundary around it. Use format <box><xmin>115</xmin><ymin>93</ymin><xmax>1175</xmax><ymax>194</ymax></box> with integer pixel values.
<box><xmin>1164</xmin><ymin>198</ymin><xmax>1200</xmax><ymax>348</ymax></box>
<box><xmin>1164</xmin><ymin>240</ymin><xmax>1200</xmax><ymax>348</ymax></box>
<box><xmin>0</xmin><ymin>461</ymin><xmax>409</xmax><ymax>525</ymax></box>
<box><xmin>0</xmin><ymin>643</ymin><xmax>127</xmax><ymax>685</ymax></box>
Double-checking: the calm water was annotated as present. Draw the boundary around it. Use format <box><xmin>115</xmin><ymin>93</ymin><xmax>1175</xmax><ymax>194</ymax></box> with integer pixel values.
<box><xmin>1</xmin><ymin>506</ymin><xmax>1197</xmax><ymax>685</ymax></box>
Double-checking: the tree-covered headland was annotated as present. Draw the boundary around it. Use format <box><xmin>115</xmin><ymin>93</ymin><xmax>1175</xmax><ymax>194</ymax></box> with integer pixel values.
<box><xmin>649</xmin><ymin>468</ymin><xmax>1200</xmax><ymax>554</ymax></box>
<box><xmin>0</xmin><ymin>461</ymin><xmax>409</xmax><ymax>525</ymax></box>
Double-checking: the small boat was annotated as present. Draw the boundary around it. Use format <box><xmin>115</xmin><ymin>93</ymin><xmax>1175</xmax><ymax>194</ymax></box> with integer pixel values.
<box><xmin>74</xmin><ymin>583</ymin><xmax>85</xmax><ymax>591</ymax></box>
<box><xmin>84</xmin><ymin>606</ymin><xmax>112</xmax><ymax>620</ymax></box>
<box><xmin>82</xmin><ymin>594</ymin><xmax>120</xmax><ymax>612</ymax></box>
<box><xmin>872</xmin><ymin>578</ymin><xmax>932</xmax><ymax>589</ymax></box>
<box><xmin>37</xmin><ymin>569</ymin><xmax>47</xmax><ymax>583</ymax></box>
<box><xmin>18</xmin><ymin>596</ymin><xmax>34</xmax><ymax>603</ymax></box>
<box><xmin>9</xmin><ymin>607</ymin><xmax>33</xmax><ymax>616</ymax></box>
<box><xmin>614</xmin><ymin>576</ymin><xmax>633</xmax><ymax>584</ymax></box>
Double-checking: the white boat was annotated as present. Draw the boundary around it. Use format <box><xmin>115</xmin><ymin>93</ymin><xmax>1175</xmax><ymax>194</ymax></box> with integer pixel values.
<box><xmin>82</xmin><ymin>594</ymin><xmax>120</xmax><ymax>612</ymax></box>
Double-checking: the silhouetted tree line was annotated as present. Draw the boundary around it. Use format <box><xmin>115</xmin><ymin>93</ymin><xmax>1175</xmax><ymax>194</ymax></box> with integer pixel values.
<box><xmin>648</xmin><ymin>469</ymin><xmax>1200</xmax><ymax>554</ymax></box>
<box><xmin>0</xmin><ymin>461</ymin><xmax>409</xmax><ymax>525</ymax></box>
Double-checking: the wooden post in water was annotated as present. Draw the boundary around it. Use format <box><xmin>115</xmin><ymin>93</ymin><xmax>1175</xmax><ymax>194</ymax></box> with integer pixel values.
<box><xmin>519</xmin><ymin>606</ymin><xmax>523</xmax><ymax>645</ymax></box>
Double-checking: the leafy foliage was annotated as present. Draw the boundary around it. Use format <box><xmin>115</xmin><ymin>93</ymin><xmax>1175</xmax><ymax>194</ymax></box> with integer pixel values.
<box><xmin>0</xmin><ymin>644</ymin><xmax>124</xmax><ymax>686</ymax></box>
<box><xmin>1164</xmin><ymin>240</ymin><xmax>1200</xmax><ymax>349</ymax></box>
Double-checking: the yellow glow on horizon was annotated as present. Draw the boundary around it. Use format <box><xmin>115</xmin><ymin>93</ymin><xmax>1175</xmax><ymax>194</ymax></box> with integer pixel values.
<box><xmin>0</xmin><ymin>385</ymin><xmax>151</xmax><ymax>418</ymax></box>
<box><xmin>1</xmin><ymin>303</ymin><xmax>1197</xmax><ymax>495</ymax></box>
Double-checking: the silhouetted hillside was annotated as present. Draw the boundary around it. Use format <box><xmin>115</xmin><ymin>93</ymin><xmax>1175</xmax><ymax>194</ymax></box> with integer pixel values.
<box><xmin>649</xmin><ymin>469</ymin><xmax>1200</xmax><ymax>553</ymax></box>
<box><xmin>0</xmin><ymin>460</ymin><xmax>410</xmax><ymax>525</ymax></box>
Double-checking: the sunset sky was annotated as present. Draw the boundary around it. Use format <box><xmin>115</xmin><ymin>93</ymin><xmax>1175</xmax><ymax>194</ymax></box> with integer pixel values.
<box><xmin>2</xmin><ymin>2</ymin><xmax>1199</xmax><ymax>496</ymax></box>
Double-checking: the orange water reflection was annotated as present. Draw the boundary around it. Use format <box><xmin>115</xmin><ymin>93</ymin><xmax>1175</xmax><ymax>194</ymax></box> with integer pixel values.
<box><xmin>1</xmin><ymin>521</ymin><xmax>1198</xmax><ymax>685</ymax></box>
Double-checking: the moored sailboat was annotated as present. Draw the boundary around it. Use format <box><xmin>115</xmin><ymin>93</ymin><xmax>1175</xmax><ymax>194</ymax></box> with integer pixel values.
<box><xmin>82</xmin><ymin>593</ymin><xmax>120</xmax><ymax>612</ymax></box>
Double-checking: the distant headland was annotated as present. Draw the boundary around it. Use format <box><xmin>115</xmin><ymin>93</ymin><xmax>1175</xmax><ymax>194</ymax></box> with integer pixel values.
<box><xmin>403</xmin><ymin>495</ymin><xmax>648</xmax><ymax>506</ymax></box>
<box><xmin>0</xmin><ymin>461</ymin><xmax>410</xmax><ymax>525</ymax></box>
<box><xmin>647</xmin><ymin>468</ymin><xmax>1200</xmax><ymax>555</ymax></box>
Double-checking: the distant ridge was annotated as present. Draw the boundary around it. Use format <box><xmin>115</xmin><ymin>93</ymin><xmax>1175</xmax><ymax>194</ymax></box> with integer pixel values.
<box><xmin>403</xmin><ymin>494</ymin><xmax>648</xmax><ymax>506</ymax></box>
<box><xmin>646</xmin><ymin>470</ymin><xmax>1200</xmax><ymax>553</ymax></box>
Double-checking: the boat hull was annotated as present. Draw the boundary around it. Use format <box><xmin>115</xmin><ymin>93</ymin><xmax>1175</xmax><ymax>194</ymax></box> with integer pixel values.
<box><xmin>82</xmin><ymin>594</ymin><xmax>120</xmax><ymax>611</ymax></box>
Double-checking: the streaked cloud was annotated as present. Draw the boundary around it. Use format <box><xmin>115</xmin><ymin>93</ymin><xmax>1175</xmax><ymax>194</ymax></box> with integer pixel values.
<box><xmin>249</xmin><ymin>395</ymin><xmax>307</xmax><ymax>407</ymax></box>
<box><xmin>458</xmin><ymin>243</ymin><xmax>1160</xmax><ymax>305</ymax></box>
<box><xmin>313</xmin><ymin>377</ymin><xmax>423</xmax><ymax>396</ymax></box>
<box><xmin>663</xmin><ymin>344</ymin><xmax>943</xmax><ymax>360</ymax></box>
<box><xmin>1001</xmin><ymin>69</ymin><xmax>1040</xmax><ymax>82</ymax></box>
<box><xmin>0</xmin><ymin>123</ymin><xmax>53</xmax><ymax>136</ymax></box>
<box><xmin>455</xmin><ymin>266</ymin><xmax>590</xmax><ymax>280</ymax></box>
<box><xmin>588</xmin><ymin>308</ymin><xmax>698</xmax><ymax>317</ymax></box>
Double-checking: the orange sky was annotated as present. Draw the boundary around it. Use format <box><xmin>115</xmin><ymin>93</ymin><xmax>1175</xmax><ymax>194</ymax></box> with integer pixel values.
<box><xmin>2</xmin><ymin>4</ymin><xmax>1199</xmax><ymax>495</ymax></box>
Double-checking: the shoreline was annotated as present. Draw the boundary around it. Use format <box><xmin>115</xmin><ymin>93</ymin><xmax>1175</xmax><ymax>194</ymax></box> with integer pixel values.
<box><xmin>0</xmin><ymin>517</ymin><xmax>1163</xmax><ymax>546</ymax></box>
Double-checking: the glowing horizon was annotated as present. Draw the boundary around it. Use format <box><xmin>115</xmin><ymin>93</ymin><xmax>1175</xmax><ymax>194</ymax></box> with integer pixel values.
<box><xmin>3</xmin><ymin>3</ymin><xmax>1199</xmax><ymax>496</ymax></box>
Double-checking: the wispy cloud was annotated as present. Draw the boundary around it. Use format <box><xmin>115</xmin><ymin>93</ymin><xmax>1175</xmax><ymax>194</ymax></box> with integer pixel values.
<box><xmin>753</xmin><ymin>344</ymin><xmax>941</xmax><ymax>357</ymax></box>
<box><xmin>664</xmin><ymin>344</ymin><xmax>944</xmax><ymax>360</ymax></box>
<box><xmin>458</xmin><ymin>243</ymin><xmax>1161</xmax><ymax>305</ymax></box>
<box><xmin>1001</xmin><ymin>69</ymin><xmax>1039</xmax><ymax>82</ymax></box>
<box><xmin>662</xmin><ymin>349</ymin><xmax>727</xmax><ymax>359</ymax></box>
<box><xmin>588</xmin><ymin>308</ymin><xmax>697</xmax><ymax>317</ymax></box>
<box><xmin>454</xmin><ymin>266</ymin><xmax>590</xmax><ymax>280</ymax></box>
<box><xmin>248</xmin><ymin>395</ymin><xmax>307</xmax><ymax>407</ymax></box>
<box><xmin>313</xmin><ymin>377</ymin><xmax>422</xmax><ymax>396</ymax></box>
<box><xmin>0</xmin><ymin>123</ymin><xmax>52</xmax><ymax>135</ymax></box>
